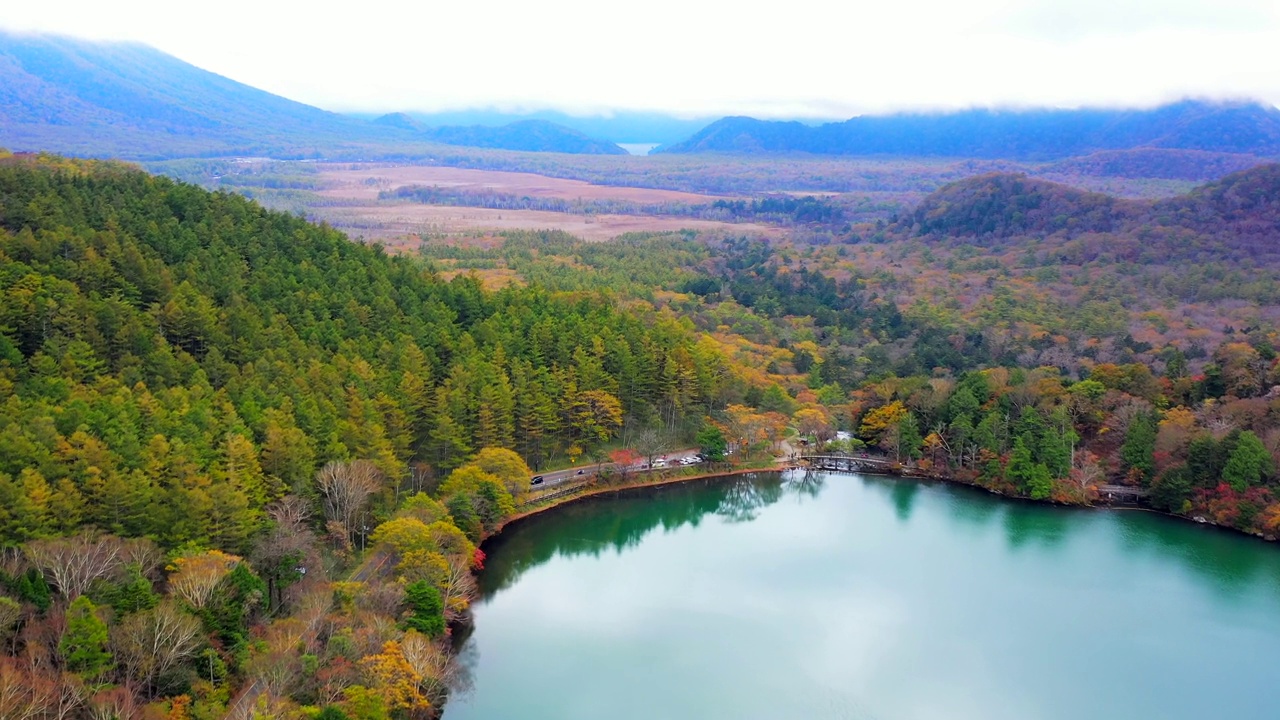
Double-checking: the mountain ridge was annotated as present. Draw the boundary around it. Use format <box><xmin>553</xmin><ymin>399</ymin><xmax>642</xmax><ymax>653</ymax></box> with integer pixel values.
<box><xmin>0</xmin><ymin>31</ymin><xmax>627</xmax><ymax>158</ymax></box>
<box><xmin>372</xmin><ymin>115</ymin><xmax>627</xmax><ymax>155</ymax></box>
<box><xmin>906</xmin><ymin>163</ymin><xmax>1280</xmax><ymax>242</ymax></box>
<box><xmin>662</xmin><ymin>101</ymin><xmax>1280</xmax><ymax>160</ymax></box>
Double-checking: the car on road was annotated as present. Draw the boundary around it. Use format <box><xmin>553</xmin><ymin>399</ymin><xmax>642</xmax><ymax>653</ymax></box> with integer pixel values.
<box><xmin>531</xmin><ymin>475</ymin><xmax>545</xmax><ymax>486</ymax></box>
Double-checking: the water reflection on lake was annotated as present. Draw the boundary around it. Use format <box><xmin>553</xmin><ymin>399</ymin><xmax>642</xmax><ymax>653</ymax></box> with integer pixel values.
<box><xmin>445</xmin><ymin>471</ymin><xmax>1280</xmax><ymax>720</ymax></box>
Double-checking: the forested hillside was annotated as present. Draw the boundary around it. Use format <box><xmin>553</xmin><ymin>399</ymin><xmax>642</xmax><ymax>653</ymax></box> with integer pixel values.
<box><xmin>0</xmin><ymin>152</ymin><xmax>752</xmax><ymax>719</ymax></box>
<box><xmin>0</xmin><ymin>152</ymin><xmax>732</xmax><ymax>549</ymax></box>
<box><xmin>421</xmin><ymin>163</ymin><xmax>1280</xmax><ymax>540</ymax></box>
<box><xmin>5</xmin><ymin>151</ymin><xmax>1280</xmax><ymax>719</ymax></box>
<box><xmin>908</xmin><ymin>165</ymin><xmax>1280</xmax><ymax>261</ymax></box>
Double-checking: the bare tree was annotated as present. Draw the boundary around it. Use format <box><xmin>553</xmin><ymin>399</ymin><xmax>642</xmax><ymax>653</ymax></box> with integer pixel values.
<box><xmin>634</xmin><ymin>428</ymin><xmax>671</xmax><ymax>470</ymax></box>
<box><xmin>296</xmin><ymin>590</ymin><xmax>332</xmax><ymax>653</ymax></box>
<box><xmin>1072</xmin><ymin>451</ymin><xmax>1105</xmax><ymax>491</ymax></box>
<box><xmin>18</xmin><ymin>608</ymin><xmax>64</xmax><ymax>672</ymax></box>
<box><xmin>0</xmin><ymin>547</ymin><xmax>25</xmax><ymax>580</ymax></box>
<box><xmin>0</xmin><ymin>657</ymin><xmax>83</xmax><ymax>720</ymax></box>
<box><xmin>111</xmin><ymin>602</ymin><xmax>203</xmax><ymax>696</ymax></box>
<box><xmin>249</xmin><ymin>619</ymin><xmax>306</xmax><ymax>699</ymax></box>
<box><xmin>0</xmin><ymin>597</ymin><xmax>20</xmax><ymax>649</ymax></box>
<box><xmin>252</xmin><ymin>505</ymin><xmax>322</xmax><ymax>614</ymax></box>
<box><xmin>120</xmin><ymin>538</ymin><xmax>163</xmax><ymax>581</ymax></box>
<box><xmin>49</xmin><ymin>673</ymin><xmax>85</xmax><ymax>720</ymax></box>
<box><xmin>400</xmin><ymin>631</ymin><xmax>459</xmax><ymax>708</ymax></box>
<box><xmin>266</xmin><ymin>495</ymin><xmax>312</xmax><ymax>532</ymax></box>
<box><xmin>354</xmin><ymin>580</ymin><xmax>405</xmax><ymax>617</ymax></box>
<box><xmin>87</xmin><ymin>687</ymin><xmax>139</xmax><ymax>720</ymax></box>
<box><xmin>316</xmin><ymin>461</ymin><xmax>382</xmax><ymax>540</ymax></box>
<box><xmin>0</xmin><ymin>656</ymin><xmax>42</xmax><ymax>720</ymax></box>
<box><xmin>439</xmin><ymin>559</ymin><xmax>477</xmax><ymax>622</ymax></box>
<box><xmin>24</xmin><ymin>534</ymin><xmax>125</xmax><ymax>599</ymax></box>
<box><xmin>168</xmin><ymin>551</ymin><xmax>241</xmax><ymax>609</ymax></box>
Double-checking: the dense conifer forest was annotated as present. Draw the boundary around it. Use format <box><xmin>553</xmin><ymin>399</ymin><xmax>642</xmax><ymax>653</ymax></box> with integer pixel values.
<box><xmin>4</xmin><ymin>153</ymin><xmax>1280</xmax><ymax>720</ymax></box>
<box><xmin>0</xmin><ymin>153</ymin><xmax>736</xmax><ymax>719</ymax></box>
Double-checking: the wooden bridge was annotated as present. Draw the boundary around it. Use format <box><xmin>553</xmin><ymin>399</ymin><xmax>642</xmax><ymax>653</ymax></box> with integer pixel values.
<box><xmin>803</xmin><ymin>454</ymin><xmax>1151</xmax><ymax>506</ymax></box>
<box><xmin>800</xmin><ymin>454</ymin><xmax>896</xmax><ymax>473</ymax></box>
<box><xmin>1096</xmin><ymin>484</ymin><xmax>1149</xmax><ymax>503</ymax></box>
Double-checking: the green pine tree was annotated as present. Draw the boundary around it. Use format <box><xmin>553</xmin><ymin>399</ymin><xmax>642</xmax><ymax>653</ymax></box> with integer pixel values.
<box><xmin>403</xmin><ymin>580</ymin><xmax>445</xmax><ymax>638</ymax></box>
<box><xmin>1222</xmin><ymin>431</ymin><xmax>1272</xmax><ymax>492</ymax></box>
<box><xmin>60</xmin><ymin>596</ymin><xmax>112</xmax><ymax>678</ymax></box>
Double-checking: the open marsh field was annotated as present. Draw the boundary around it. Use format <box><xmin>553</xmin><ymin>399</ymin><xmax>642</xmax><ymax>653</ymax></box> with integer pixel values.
<box><xmin>315</xmin><ymin>163</ymin><xmax>729</xmax><ymax>204</ymax></box>
<box><xmin>317</xmin><ymin>201</ymin><xmax>780</xmax><ymax>245</ymax></box>
<box><xmin>307</xmin><ymin>162</ymin><xmax>780</xmax><ymax>243</ymax></box>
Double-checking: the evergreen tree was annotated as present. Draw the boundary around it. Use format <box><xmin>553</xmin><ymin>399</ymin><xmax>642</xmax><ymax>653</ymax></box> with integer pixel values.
<box><xmin>1222</xmin><ymin>431</ymin><xmax>1272</xmax><ymax>492</ymax></box>
<box><xmin>1151</xmin><ymin>465</ymin><xmax>1194</xmax><ymax>512</ymax></box>
<box><xmin>696</xmin><ymin>424</ymin><xmax>728</xmax><ymax>461</ymax></box>
<box><xmin>1006</xmin><ymin>436</ymin><xmax>1036</xmax><ymax>491</ymax></box>
<box><xmin>897</xmin><ymin>414</ymin><xmax>923</xmax><ymax>461</ymax></box>
<box><xmin>403</xmin><ymin>580</ymin><xmax>445</xmax><ymax>638</ymax></box>
<box><xmin>1186</xmin><ymin>435</ymin><xmax>1226</xmax><ymax>487</ymax></box>
<box><xmin>1027</xmin><ymin>463</ymin><xmax>1054</xmax><ymax>500</ymax></box>
<box><xmin>1120</xmin><ymin>413</ymin><xmax>1157</xmax><ymax>483</ymax></box>
<box><xmin>60</xmin><ymin>596</ymin><xmax>112</xmax><ymax>678</ymax></box>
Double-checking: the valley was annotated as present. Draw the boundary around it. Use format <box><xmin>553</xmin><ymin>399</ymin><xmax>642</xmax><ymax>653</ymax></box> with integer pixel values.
<box><xmin>3</xmin><ymin>20</ymin><xmax>1280</xmax><ymax>720</ymax></box>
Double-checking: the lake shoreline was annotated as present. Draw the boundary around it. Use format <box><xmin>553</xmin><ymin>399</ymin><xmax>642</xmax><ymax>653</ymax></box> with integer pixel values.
<box><xmin>486</xmin><ymin>460</ymin><xmax>1276</xmax><ymax>551</ymax></box>
<box><xmin>447</xmin><ymin>457</ymin><xmax>1280</xmax><ymax>720</ymax></box>
<box><xmin>489</xmin><ymin>464</ymin><xmax>788</xmax><ymax>544</ymax></box>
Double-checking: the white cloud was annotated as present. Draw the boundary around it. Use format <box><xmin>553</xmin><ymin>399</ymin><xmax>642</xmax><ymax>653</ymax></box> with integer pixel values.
<box><xmin>2</xmin><ymin>0</ymin><xmax>1278</xmax><ymax>118</ymax></box>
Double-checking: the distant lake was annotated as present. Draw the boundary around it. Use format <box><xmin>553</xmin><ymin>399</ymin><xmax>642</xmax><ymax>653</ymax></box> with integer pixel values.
<box><xmin>619</xmin><ymin>143</ymin><xmax>660</xmax><ymax>156</ymax></box>
<box><xmin>444</xmin><ymin>471</ymin><xmax>1280</xmax><ymax>720</ymax></box>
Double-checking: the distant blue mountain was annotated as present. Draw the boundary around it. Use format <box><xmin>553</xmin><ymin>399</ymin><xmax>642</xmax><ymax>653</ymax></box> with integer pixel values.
<box><xmin>0</xmin><ymin>32</ymin><xmax>626</xmax><ymax>158</ymax></box>
<box><xmin>661</xmin><ymin>101</ymin><xmax>1280</xmax><ymax>159</ymax></box>
<box><xmin>371</xmin><ymin>113</ymin><xmax>626</xmax><ymax>154</ymax></box>
<box><xmin>384</xmin><ymin>109</ymin><xmax>716</xmax><ymax>145</ymax></box>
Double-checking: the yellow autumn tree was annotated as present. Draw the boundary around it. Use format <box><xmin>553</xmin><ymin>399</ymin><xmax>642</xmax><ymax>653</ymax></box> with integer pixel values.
<box><xmin>859</xmin><ymin>401</ymin><xmax>909</xmax><ymax>442</ymax></box>
<box><xmin>463</xmin><ymin>448</ymin><xmax>533</xmax><ymax>501</ymax></box>
<box><xmin>362</xmin><ymin>640</ymin><xmax>430</xmax><ymax>717</ymax></box>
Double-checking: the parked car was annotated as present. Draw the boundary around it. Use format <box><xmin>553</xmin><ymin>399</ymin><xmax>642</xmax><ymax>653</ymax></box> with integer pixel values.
<box><xmin>531</xmin><ymin>475</ymin><xmax>545</xmax><ymax>485</ymax></box>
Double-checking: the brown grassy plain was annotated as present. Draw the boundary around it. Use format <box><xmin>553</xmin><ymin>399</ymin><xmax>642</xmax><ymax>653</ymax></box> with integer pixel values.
<box><xmin>316</xmin><ymin>164</ymin><xmax>727</xmax><ymax>204</ymax></box>
<box><xmin>308</xmin><ymin>163</ymin><xmax>780</xmax><ymax>244</ymax></box>
<box><xmin>319</xmin><ymin>202</ymin><xmax>778</xmax><ymax>246</ymax></box>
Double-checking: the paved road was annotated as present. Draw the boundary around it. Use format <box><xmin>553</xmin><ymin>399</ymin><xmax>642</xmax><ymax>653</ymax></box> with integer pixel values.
<box><xmin>530</xmin><ymin>448</ymin><xmax>702</xmax><ymax>489</ymax></box>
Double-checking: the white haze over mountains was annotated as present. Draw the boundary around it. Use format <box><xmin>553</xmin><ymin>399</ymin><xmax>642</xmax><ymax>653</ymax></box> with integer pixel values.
<box><xmin>2</xmin><ymin>0</ymin><xmax>1278</xmax><ymax>120</ymax></box>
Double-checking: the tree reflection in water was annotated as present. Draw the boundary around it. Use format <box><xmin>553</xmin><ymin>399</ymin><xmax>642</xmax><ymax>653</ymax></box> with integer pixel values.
<box><xmin>716</xmin><ymin>473</ymin><xmax>787</xmax><ymax>522</ymax></box>
<box><xmin>479</xmin><ymin>473</ymin><xmax>792</xmax><ymax>595</ymax></box>
<box><xmin>787</xmin><ymin>469</ymin><xmax>827</xmax><ymax>500</ymax></box>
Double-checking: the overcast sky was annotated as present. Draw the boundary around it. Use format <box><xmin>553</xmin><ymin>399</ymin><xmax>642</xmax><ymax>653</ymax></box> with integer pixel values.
<box><xmin>3</xmin><ymin>0</ymin><xmax>1279</xmax><ymax>119</ymax></box>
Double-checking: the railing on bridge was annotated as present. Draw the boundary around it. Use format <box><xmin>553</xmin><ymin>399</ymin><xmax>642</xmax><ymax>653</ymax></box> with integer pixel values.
<box><xmin>799</xmin><ymin>454</ymin><xmax>895</xmax><ymax>474</ymax></box>
<box><xmin>1096</xmin><ymin>484</ymin><xmax>1149</xmax><ymax>503</ymax></box>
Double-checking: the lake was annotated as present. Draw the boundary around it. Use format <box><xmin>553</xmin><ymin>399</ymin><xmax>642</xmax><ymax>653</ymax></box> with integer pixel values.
<box><xmin>443</xmin><ymin>471</ymin><xmax>1280</xmax><ymax>720</ymax></box>
<box><xmin>619</xmin><ymin>143</ymin><xmax>661</xmax><ymax>156</ymax></box>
